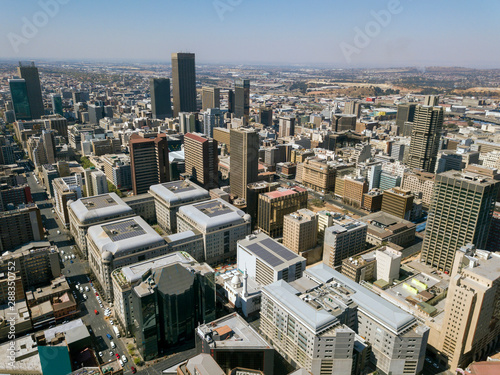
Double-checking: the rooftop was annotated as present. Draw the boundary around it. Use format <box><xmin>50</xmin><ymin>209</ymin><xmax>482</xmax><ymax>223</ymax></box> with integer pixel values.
<box><xmin>69</xmin><ymin>193</ymin><xmax>133</xmax><ymax>224</ymax></box>
<box><xmin>149</xmin><ymin>180</ymin><xmax>209</xmax><ymax>205</ymax></box>
<box><xmin>238</xmin><ymin>233</ymin><xmax>306</xmax><ymax>270</ymax></box>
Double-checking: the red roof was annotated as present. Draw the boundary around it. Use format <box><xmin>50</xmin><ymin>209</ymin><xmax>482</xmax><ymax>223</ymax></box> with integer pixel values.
<box><xmin>265</xmin><ymin>189</ymin><xmax>298</xmax><ymax>199</ymax></box>
<box><xmin>185</xmin><ymin>132</ymin><xmax>208</xmax><ymax>143</ymax></box>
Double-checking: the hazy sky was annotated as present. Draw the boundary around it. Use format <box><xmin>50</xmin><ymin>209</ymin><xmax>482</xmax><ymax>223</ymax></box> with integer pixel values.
<box><xmin>1</xmin><ymin>0</ymin><xmax>499</xmax><ymax>68</ymax></box>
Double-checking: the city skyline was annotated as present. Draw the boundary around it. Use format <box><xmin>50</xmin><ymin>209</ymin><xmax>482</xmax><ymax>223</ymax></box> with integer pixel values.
<box><xmin>2</xmin><ymin>0</ymin><xmax>500</xmax><ymax>68</ymax></box>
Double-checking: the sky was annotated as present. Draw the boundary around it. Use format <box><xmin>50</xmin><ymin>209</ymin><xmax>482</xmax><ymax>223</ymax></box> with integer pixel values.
<box><xmin>0</xmin><ymin>0</ymin><xmax>499</xmax><ymax>68</ymax></box>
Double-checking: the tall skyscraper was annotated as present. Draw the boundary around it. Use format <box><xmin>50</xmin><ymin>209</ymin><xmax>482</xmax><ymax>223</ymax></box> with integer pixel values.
<box><xmin>184</xmin><ymin>132</ymin><xmax>219</xmax><ymax>189</ymax></box>
<box><xmin>150</xmin><ymin>78</ymin><xmax>172</xmax><ymax>119</ymax></box>
<box><xmin>202</xmin><ymin>108</ymin><xmax>224</xmax><ymax>137</ymax></box>
<box><xmin>51</xmin><ymin>94</ymin><xmax>63</xmax><ymax>116</ymax></box>
<box><xmin>424</xmin><ymin>95</ymin><xmax>439</xmax><ymax>106</ymax></box>
<box><xmin>201</xmin><ymin>87</ymin><xmax>220</xmax><ymax>111</ymax></box>
<box><xmin>396</xmin><ymin>103</ymin><xmax>416</xmax><ymax>136</ymax></box>
<box><xmin>129</xmin><ymin>134</ymin><xmax>170</xmax><ymax>195</ymax></box>
<box><xmin>278</xmin><ymin>116</ymin><xmax>295</xmax><ymax>138</ymax></box>
<box><xmin>407</xmin><ymin>105</ymin><xmax>443</xmax><ymax>173</ymax></box>
<box><xmin>227</xmin><ymin>89</ymin><xmax>235</xmax><ymax>113</ymax></box>
<box><xmin>9</xmin><ymin>79</ymin><xmax>31</xmax><ymax>120</ymax></box>
<box><xmin>17</xmin><ymin>62</ymin><xmax>44</xmax><ymax>119</ymax></box>
<box><xmin>259</xmin><ymin>107</ymin><xmax>273</xmax><ymax>127</ymax></box>
<box><xmin>421</xmin><ymin>169</ymin><xmax>500</xmax><ymax>272</ymax></box>
<box><xmin>46</xmin><ymin>115</ymin><xmax>68</xmax><ymax>142</ymax></box>
<box><xmin>171</xmin><ymin>53</ymin><xmax>196</xmax><ymax>117</ymax></box>
<box><xmin>229</xmin><ymin>128</ymin><xmax>259</xmax><ymax>201</ymax></box>
<box><xmin>234</xmin><ymin>79</ymin><xmax>250</xmax><ymax>119</ymax></box>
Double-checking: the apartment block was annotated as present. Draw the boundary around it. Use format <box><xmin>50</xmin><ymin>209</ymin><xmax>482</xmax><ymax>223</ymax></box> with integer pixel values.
<box><xmin>381</xmin><ymin>187</ymin><xmax>414</xmax><ymax>220</ymax></box>
<box><xmin>0</xmin><ymin>204</ymin><xmax>43</xmax><ymax>252</ymax></box>
<box><xmin>402</xmin><ymin>169</ymin><xmax>435</xmax><ymax>210</ymax></box>
<box><xmin>343</xmin><ymin>177</ymin><xmax>368</xmax><ymax>207</ymax></box>
<box><xmin>52</xmin><ymin>175</ymin><xmax>83</xmax><ymax>227</ymax></box>
<box><xmin>283</xmin><ymin>209</ymin><xmax>318</xmax><ymax>254</ymax></box>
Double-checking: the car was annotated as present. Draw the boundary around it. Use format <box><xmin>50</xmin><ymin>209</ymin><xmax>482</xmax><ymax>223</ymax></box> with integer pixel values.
<box><xmin>110</xmin><ymin>341</ymin><xmax>116</xmax><ymax>349</ymax></box>
<box><xmin>72</xmin><ymin>254</ymin><xmax>75</xmax><ymax>259</ymax></box>
<box><xmin>99</xmin><ymin>351</ymin><xmax>103</xmax><ymax>357</ymax></box>
<box><xmin>70</xmin><ymin>260</ymin><xmax>73</xmax><ymax>264</ymax></box>
<box><xmin>94</xmin><ymin>309</ymin><xmax>98</xmax><ymax>315</ymax></box>
<box><xmin>57</xmin><ymin>230</ymin><xmax>61</xmax><ymax>234</ymax></box>
<box><xmin>425</xmin><ymin>358</ymin><xmax>431</xmax><ymax>363</ymax></box>
<box><xmin>110</xmin><ymin>320</ymin><xmax>114</xmax><ymax>325</ymax></box>
<box><xmin>61</xmin><ymin>250</ymin><xmax>65</xmax><ymax>255</ymax></box>
<box><xmin>89</xmin><ymin>328</ymin><xmax>92</xmax><ymax>333</ymax></box>
<box><xmin>100</xmin><ymin>304</ymin><xmax>104</xmax><ymax>308</ymax></box>
<box><xmin>62</xmin><ymin>320</ymin><xmax>69</xmax><ymax>324</ymax></box>
<box><xmin>119</xmin><ymin>359</ymin><xmax>123</xmax><ymax>366</ymax></box>
<box><xmin>96</xmin><ymin>292</ymin><xmax>99</xmax><ymax>296</ymax></box>
<box><xmin>62</xmin><ymin>258</ymin><xmax>65</xmax><ymax>262</ymax></box>
<box><xmin>131</xmin><ymin>366</ymin><xmax>136</xmax><ymax>374</ymax></box>
<box><xmin>109</xmin><ymin>351</ymin><xmax>113</xmax><ymax>356</ymax></box>
<box><xmin>122</xmin><ymin>355</ymin><xmax>127</xmax><ymax>363</ymax></box>
<box><xmin>79</xmin><ymin>287</ymin><xmax>83</xmax><ymax>293</ymax></box>
<box><xmin>83</xmin><ymin>294</ymin><xmax>87</xmax><ymax>300</ymax></box>
<box><xmin>85</xmin><ymin>286</ymin><xmax>89</xmax><ymax>292</ymax></box>
<box><xmin>106</xmin><ymin>333</ymin><xmax>112</xmax><ymax>340</ymax></box>
<box><xmin>115</xmin><ymin>353</ymin><xmax>120</xmax><ymax>359</ymax></box>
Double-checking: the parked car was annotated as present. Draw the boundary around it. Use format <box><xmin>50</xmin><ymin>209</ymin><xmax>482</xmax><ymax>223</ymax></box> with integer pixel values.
<box><xmin>106</xmin><ymin>333</ymin><xmax>112</xmax><ymax>340</ymax></box>
<box><xmin>94</xmin><ymin>309</ymin><xmax>98</xmax><ymax>315</ymax></box>
<box><xmin>122</xmin><ymin>355</ymin><xmax>127</xmax><ymax>363</ymax></box>
<box><xmin>110</xmin><ymin>341</ymin><xmax>116</xmax><ymax>349</ymax></box>
<box><xmin>131</xmin><ymin>366</ymin><xmax>136</xmax><ymax>374</ymax></box>
<box><xmin>99</xmin><ymin>351</ymin><xmax>103</xmax><ymax>357</ymax></box>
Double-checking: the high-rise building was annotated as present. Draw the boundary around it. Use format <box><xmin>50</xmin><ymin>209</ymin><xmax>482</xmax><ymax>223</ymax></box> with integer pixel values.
<box><xmin>51</xmin><ymin>94</ymin><xmax>63</xmax><ymax>116</ymax></box>
<box><xmin>202</xmin><ymin>108</ymin><xmax>224</xmax><ymax>137</ymax></box>
<box><xmin>283</xmin><ymin>209</ymin><xmax>318</xmax><ymax>254</ymax></box>
<box><xmin>52</xmin><ymin>176</ymin><xmax>83</xmax><ymax>227</ymax></box>
<box><xmin>322</xmin><ymin>214</ymin><xmax>367</xmax><ymax>268</ymax></box>
<box><xmin>332</xmin><ymin>114</ymin><xmax>357</xmax><ymax>132</ymax></box>
<box><xmin>45</xmin><ymin>115</ymin><xmax>68</xmax><ymax>141</ymax></box>
<box><xmin>184</xmin><ymin>133</ymin><xmax>219</xmax><ymax>189</ymax></box>
<box><xmin>421</xmin><ymin>170</ymin><xmax>500</xmax><ymax>272</ymax></box>
<box><xmin>407</xmin><ymin>105</ymin><xmax>443</xmax><ymax>173</ymax></box>
<box><xmin>150</xmin><ymin>78</ymin><xmax>172</xmax><ymax>119</ymax></box>
<box><xmin>0</xmin><ymin>204</ymin><xmax>44</xmax><ymax>252</ymax></box>
<box><xmin>41</xmin><ymin>129</ymin><xmax>56</xmax><ymax>164</ymax></box>
<box><xmin>257</xmin><ymin>187</ymin><xmax>308</xmax><ymax>238</ymax></box>
<box><xmin>9</xmin><ymin>79</ymin><xmax>31</xmax><ymax>120</ymax></box>
<box><xmin>17</xmin><ymin>62</ymin><xmax>44</xmax><ymax>119</ymax></box>
<box><xmin>381</xmin><ymin>187</ymin><xmax>414</xmax><ymax>220</ymax></box>
<box><xmin>259</xmin><ymin>107</ymin><xmax>273</xmax><ymax>127</ymax></box>
<box><xmin>229</xmin><ymin>128</ymin><xmax>259</xmax><ymax>201</ymax></box>
<box><xmin>201</xmin><ymin>87</ymin><xmax>220</xmax><ymax>111</ymax></box>
<box><xmin>344</xmin><ymin>100</ymin><xmax>361</xmax><ymax>118</ymax></box>
<box><xmin>179</xmin><ymin>112</ymin><xmax>198</xmax><ymax>134</ymax></box>
<box><xmin>396</xmin><ymin>103</ymin><xmax>416</xmax><ymax>136</ymax></box>
<box><xmin>424</xmin><ymin>95</ymin><xmax>439</xmax><ymax>106</ymax></box>
<box><xmin>278</xmin><ymin>116</ymin><xmax>295</xmax><ymax>138</ymax></box>
<box><xmin>234</xmin><ymin>79</ymin><xmax>250</xmax><ymax>119</ymax></box>
<box><xmin>227</xmin><ymin>89</ymin><xmax>235</xmax><ymax>113</ymax></box>
<box><xmin>91</xmin><ymin>170</ymin><xmax>109</xmax><ymax>196</ymax></box>
<box><xmin>129</xmin><ymin>133</ymin><xmax>170</xmax><ymax>195</ymax></box>
<box><xmin>430</xmin><ymin>244</ymin><xmax>500</xmax><ymax>370</ymax></box>
<box><xmin>171</xmin><ymin>53</ymin><xmax>196</xmax><ymax>117</ymax></box>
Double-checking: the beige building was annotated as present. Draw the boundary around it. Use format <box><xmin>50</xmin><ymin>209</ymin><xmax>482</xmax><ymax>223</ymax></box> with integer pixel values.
<box><xmin>229</xmin><ymin>128</ymin><xmax>259</xmax><ymax>201</ymax></box>
<box><xmin>428</xmin><ymin>244</ymin><xmax>500</xmax><ymax>370</ymax></box>
<box><xmin>301</xmin><ymin>159</ymin><xmax>337</xmax><ymax>193</ymax></box>
<box><xmin>53</xmin><ymin>175</ymin><xmax>83</xmax><ymax>227</ymax></box>
<box><xmin>402</xmin><ymin>169</ymin><xmax>435</xmax><ymax>209</ymax></box>
<box><xmin>343</xmin><ymin>177</ymin><xmax>368</xmax><ymax>207</ymax></box>
<box><xmin>381</xmin><ymin>187</ymin><xmax>414</xmax><ymax>220</ymax></box>
<box><xmin>360</xmin><ymin>211</ymin><xmax>416</xmax><ymax>248</ymax></box>
<box><xmin>283</xmin><ymin>209</ymin><xmax>318</xmax><ymax>254</ymax></box>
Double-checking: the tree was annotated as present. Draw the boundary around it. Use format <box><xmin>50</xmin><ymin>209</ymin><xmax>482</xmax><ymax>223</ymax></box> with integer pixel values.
<box><xmin>80</xmin><ymin>156</ymin><xmax>95</xmax><ymax>169</ymax></box>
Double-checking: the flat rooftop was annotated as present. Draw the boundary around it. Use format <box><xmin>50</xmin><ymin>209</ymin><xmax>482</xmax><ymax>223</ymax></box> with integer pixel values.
<box><xmin>69</xmin><ymin>192</ymin><xmax>133</xmax><ymax>224</ymax></box>
<box><xmin>197</xmin><ymin>313</ymin><xmax>271</xmax><ymax>349</ymax></box>
<box><xmin>149</xmin><ymin>180</ymin><xmax>209</xmax><ymax>205</ymax></box>
<box><xmin>238</xmin><ymin>233</ymin><xmax>306</xmax><ymax>270</ymax></box>
<box><xmin>0</xmin><ymin>335</ymin><xmax>41</xmax><ymax>374</ymax></box>
<box><xmin>360</xmin><ymin>211</ymin><xmax>415</xmax><ymax>235</ymax></box>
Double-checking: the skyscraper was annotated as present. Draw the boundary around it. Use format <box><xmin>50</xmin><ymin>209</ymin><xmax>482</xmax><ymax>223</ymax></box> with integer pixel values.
<box><xmin>202</xmin><ymin>108</ymin><xmax>224</xmax><ymax>137</ymax></box>
<box><xmin>129</xmin><ymin>134</ymin><xmax>170</xmax><ymax>195</ymax></box>
<box><xmin>278</xmin><ymin>116</ymin><xmax>295</xmax><ymax>138</ymax></box>
<box><xmin>9</xmin><ymin>79</ymin><xmax>31</xmax><ymax>120</ymax></box>
<box><xmin>171</xmin><ymin>53</ymin><xmax>196</xmax><ymax>117</ymax></box>
<box><xmin>184</xmin><ymin>132</ymin><xmax>219</xmax><ymax>189</ymax></box>
<box><xmin>201</xmin><ymin>87</ymin><xmax>220</xmax><ymax>111</ymax></box>
<box><xmin>421</xmin><ymin>169</ymin><xmax>500</xmax><ymax>272</ymax></box>
<box><xmin>424</xmin><ymin>95</ymin><xmax>439</xmax><ymax>106</ymax></box>
<box><xmin>51</xmin><ymin>94</ymin><xmax>63</xmax><ymax>116</ymax></box>
<box><xmin>227</xmin><ymin>89</ymin><xmax>235</xmax><ymax>113</ymax></box>
<box><xmin>229</xmin><ymin>128</ymin><xmax>259</xmax><ymax>201</ymax></box>
<box><xmin>234</xmin><ymin>79</ymin><xmax>250</xmax><ymax>119</ymax></box>
<box><xmin>17</xmin><ymin>62</ymin><xmax>44</xmax><ymax>119</ymax></box>
<box><xmin>396</xmin><ymin>103</ymin><xmax>416</xmax><ymax>136</ymax></box>
<box><xmin>150</xmin><ymin>78</ymin><xmax>172</xmax><ymax>119</ymax></box>
<box><xmin>407</xmin><ymin>105</ymin><xmax>443</xmax><ymax>173</ymax></box>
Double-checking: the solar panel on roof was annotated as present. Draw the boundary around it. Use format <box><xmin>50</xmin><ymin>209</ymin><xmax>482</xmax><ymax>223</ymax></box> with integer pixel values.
<box><xmin>247</xmin><ymin>243</ymin><xmax>283</xmax><ymax>267</ymax></box>
<box><xmin>261</xmin><ymin>238</ymin><xmax>297</xmax><ymax>261</ymax></box>
<box><xmin>105</xmin><ymin>220</ymin><xmax>146</xmax><ymax>242</ymax></box>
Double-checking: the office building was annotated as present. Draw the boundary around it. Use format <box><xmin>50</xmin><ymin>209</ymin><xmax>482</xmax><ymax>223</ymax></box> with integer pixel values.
<box><xmin>178</xmin><ymin>112</ymin><xmax>198</xmax><ymax>134</ymax></box>
<box><xmin>323</xmin><ymin>214</ymin><xmax>367</xmax><ymax>268</ymax></box>
<box><xmin>102</xmin><ymin>154</ymin><xmax>132</xmax><ymax>191</ymax></box>
<box><xmin>344</xmin><ymin>100</ymin><xmax>361</xmax><ymax>118</ymax></box>
<box><xmin>41</xmin><ymin>163</ymin><xmax>59</xmax><ymax>198</ymax></box>
<box><xmin>237</xmin><ymin>232</ymin><xmax>306</xmax><ymax>285</ymax></box>
<box><xmin>278</xmin><ymin>116</ymin><xmax>295</xmax><ymax>138</ymax></box>
<box><xmin>177</xmin><ymin>354</ymin><xmax>225</xmax><ymax>375</ymax></box>
<box><xmin>332</xmin><ymin>114</ymin><xmax>357</xmax><ymax>132</ymax></box>
<box><xmin>177</xmin><ymin>199</ymin><xmax>252</xmax><ymax>264</ymax></box>
<box><xmin>429</xmin><ymin>244</ymin><xmax>500</xmax><ymax>370</ymax></box>
<box><xmin>381</xmin><ymin>187</ymin><xmax>414</xmax><ymax>220</ymax></box>
<box><xmin>9</xmin><ymin>78</ymin><xmax>32</xmax><ymax>120</ymax></box>
<box><xmin>122</xmin><ymin>192</ymin><xmax>156</xmax><ymax>224</ymax></box>
<box><xmin>341</xmin><ymin>250</ymin><xmax>377</xmax><ymax>283</ymax></box>
<box><xmin>257</xmin><ymin>187</ymin><xmax>308</xmax><ymax>238</ymax></box>
<box><xmin>184</xmin><ymin>132</ymin><xmax>218</xmax><ymax>189</ymax></box>
<box><xmin>111</xmin><ymin>251</ymin><xmax>212</xmax><ymax>333</ymax></box>
<box><xmin>45</xmin><ymin>115</ymin><xmax>68</xmax><ymax>141</ymax></box>
<box><xmin>343</xmin><ymin>177</ymin><xmax>368</xmax><ymax>207</ymax></box>
<box><xmin>396</xmin><ymin>103</ymin><xmax>416</xmax><ymax>136</ymax></box>
<box><xmin>421</xmin><ymin>170</ymin><xmax>500</xmax><ymax>272</ymax></box>
<box><xmin>301</xmin><ymin>159</ymin><xmax>338</xmax><ymax>193</ymax></box>
<box><xmin>91</xmin><ymin>170</ymin><xmax>108</xmax><ymax>196</ymax></box>
<box><xmin>202</xmin><ymin>108</ymin><xmax>224</xmax><ymax>137</ymax></box>
<box><xmin>234</xmin><ymin>79</ymin><xmax>250</xmax><ymax>119</ymax></box>
<box><xmin>259</xmin><ymin>107</ymin><xmax>273</xmax><ymax>127</ymax></box>
<box><xmin>229</xmin><ymin>128</ymin><xmax>259</xmax><ymax>201</ymax></box>
<box><xmin>407</xmin><ymin>105</ymin><xmax>443</xmax><ymax>173</ymax></box>
<box><xmin>171</xmin><ymin>53</ymin><xmax>196</xmax><ymax>117</ymax></box>
<box><xmin>87</xmin><ymin>216</ymin><xmax>170</xmax><ymax>302</ymax></box>
<box><xmin>150</xmin><ymin>78</ymin><xmax>172</xmax><ymax>119</ymax></box>
<box><xmin>227</xmin><ymin>89</ymin><xmax>235</xmax><ymax>113</ymax></box>
<box><xmin>149</xmin><ymin>179</ymin><xmax>210</xmax><ymax>233</ymax></box>
<box><xmin>402</xmin><ymin>169</ymin><xmax>435</xmax><ymax>209</ymax></box>
<box><xmin>283</xmin><ymin>209</ymin><xmax>318</xmax><ymax>254</ymax></box>
<box><xmin>360</xmin><ymin>211</ymin><xmax>416</xmax><ymax>247</ymax></box>
<box><xmin>201</xmin><ymin>87</ymin><xmax>220</xmax><ymax>111</ymax></box>
<box><xmin>50</xmin><ymin>94</ymin><xmax>63</xmax><ymax>116</ymax></box>
<box><xmin>41</xmin><ymin>130</ymin><xmax>56</xmax><ymax>164</ymax></box>
<box><xmin>197</xmin><ymin>313</ymin><xmax>274</xmax><ymax>374</ymax></box>
<box><xmin>424</xmin><ymin>95</ymin><xmax>439</xmax><ymax>106</ymax></box>
<box><xmin>362</xmin><ymin>189</ymin><xmax>383</xmax><ymax>212</ymax></box>
<box><xmin>0</xmin><ymin>204</ymin><xmax>43</xmax><ymax>252</ymax></box>
<box><xmin>17</xmin><ymin>62</ymin><xmax>44</xmax><ymax>119</ymax></box>
<box><xmin>435</xmin><ymin>149</ymin><xmax>480</xmax><ymax>174</ymax></box>
<box><xmin>375</xmin><ymin>246</ymin><xmax>402</xmax><ymax>283</ymax></box>
<box><xmin>129</xmin><ymin>133</ymin><xmax>170</xmax><ymax>195</ymax></box>
<box><xmin>68</xmin><ymin>193</ymin><xmax>135</xmax><ymax>258</ymax></box>
<box><xmin>52</xmin><ymin>176</ymin><xmax>83</xmax><ymax>227</ymax></box>
<box><xmin>0</xmin><ymin>184</ymin><xmax>32</xmax><ymax>211</ymax></box>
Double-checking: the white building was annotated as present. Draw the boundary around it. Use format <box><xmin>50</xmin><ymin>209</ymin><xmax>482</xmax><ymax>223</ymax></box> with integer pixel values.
<box><xmin>375</xmin><ymin>246</ymin><xmax>402</xmax><ymax>283</ymax></box>
<box><xmin>91</xmin><ymin>170</ymin><xmax>109</xmax><ymax>195</ymax></box>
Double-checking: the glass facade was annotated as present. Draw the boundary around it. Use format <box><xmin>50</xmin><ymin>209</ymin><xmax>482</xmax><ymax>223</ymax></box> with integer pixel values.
<box><xmin>9</xmin><ymin>79</ymin><xmax>32</xmax><ymax>120</ymax></box>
